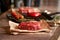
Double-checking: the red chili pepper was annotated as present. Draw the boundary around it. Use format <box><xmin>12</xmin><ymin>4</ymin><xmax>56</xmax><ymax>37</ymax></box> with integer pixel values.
<box><xmin>11</xmin><ymin>9</ymin><xmax>24</xmax><ymax>19</ymax></box>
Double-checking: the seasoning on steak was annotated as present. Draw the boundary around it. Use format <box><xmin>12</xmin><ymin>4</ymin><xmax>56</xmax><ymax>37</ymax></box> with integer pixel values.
<box><xmin>18</xmin><ymin>20</ymin><xmax>50</xmax><ymax>31</ymax></box>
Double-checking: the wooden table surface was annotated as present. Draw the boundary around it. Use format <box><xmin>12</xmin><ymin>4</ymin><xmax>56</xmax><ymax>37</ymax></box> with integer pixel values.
<box><xmin>0</xmin><ymin>9</ymin><xmax>60</xmax><ymax>40</ymax></box>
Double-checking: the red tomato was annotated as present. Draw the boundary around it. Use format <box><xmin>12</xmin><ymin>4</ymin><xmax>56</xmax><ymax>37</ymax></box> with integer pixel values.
<box><xmin>27</xmin><ymin>8</ymin><xmax>41</xmax><ymax>17</ymax></box>
<box><xmin>19</xmin><ymin>7</ymin><xmax>25</xmax><ymax>13</ymax></box>
<box><xmin>19</xmin><ymin>7</ymin><xmax>28</xmax><ymax>13</ymax></box>
<box><xmin>19</xmin><ymin>7</ymin><xmax>41</xmax><ymax>17</ymax></box>
<box><xmin>28</xmin><ymin>12</ymin><xmax>41</xmax><ymax>17</ymax></box>
<box><xmin>27</xmin><ymin>8</ymin><xmax>34</xmax><ymax>13</ymax></box>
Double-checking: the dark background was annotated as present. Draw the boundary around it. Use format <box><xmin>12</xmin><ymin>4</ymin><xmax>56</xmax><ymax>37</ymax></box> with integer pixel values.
<box><xmin>0</xmin><ymin>0</ymin><xmax>11</xmax><ymax>13</ymax></box>
<box><xmin>0</xmin><ymin>0</ymin><xmax>58</xmax><ymax>14</ymax></box>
